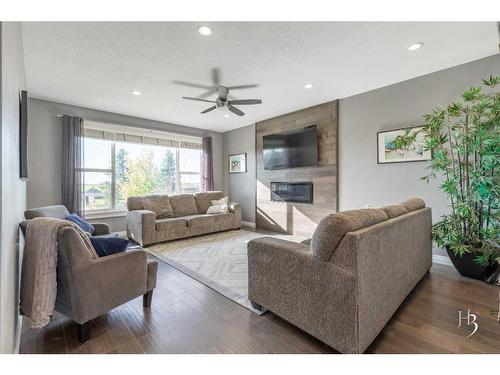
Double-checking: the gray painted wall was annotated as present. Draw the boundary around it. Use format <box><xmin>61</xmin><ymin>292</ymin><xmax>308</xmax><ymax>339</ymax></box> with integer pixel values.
<box><xmin>339</xmin><ymin>54</ymin><xmax>500</xmax><ymax>255</ymax></box>
<box><xmin>220</xmin><ymin>54</ymin><xmax>500</xmax><ymax>254</ymax></box>
<box><xmin>27</xmin><ymin>98</ymin><xmax>223</xmax><ymax>231</ymax></box>
<box><xmin>0</xmin><ymin>22</ymin><xmax>27</xmax><ymax>354</ymax></box>
<box><xmin>222</xmin><ymin>124</ymin><xmax>256</xmax><ymax>223</ymax></box>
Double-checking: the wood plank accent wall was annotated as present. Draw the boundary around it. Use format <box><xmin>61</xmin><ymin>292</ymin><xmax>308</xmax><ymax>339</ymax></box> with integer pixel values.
<box><xmin>255</xmin><ymin>100</ymin><xmax>339</xmax><ymax>237</ymax></box>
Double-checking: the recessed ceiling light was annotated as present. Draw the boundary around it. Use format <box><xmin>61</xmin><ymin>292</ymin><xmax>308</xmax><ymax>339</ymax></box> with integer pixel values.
<box><xmin>304</xmin><ymin>83</ymin><xmax>314</xmax><ymax>89</ymax></box>
<box><xmin>223</xmin><ymin>114</ymin><xmax>230</xmax><ymax>118</ymax></box>
<box><xmin>198</xmin><ymin>26</ymin><xmax>212</xmax><ymax>36</ymax></box>
<box><xmin>131</xmin><ymin>90</ymin><xmax>142</xmax><ymax>96</ymax></box>
<box><xmin>408</xmin><ymin>42</ymin><xmax>424</xmax><ymax>51</ymax></box>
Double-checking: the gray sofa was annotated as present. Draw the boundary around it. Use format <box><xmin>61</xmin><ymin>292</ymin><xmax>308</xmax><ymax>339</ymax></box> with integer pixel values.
<box><xmin>21</xmin><ymin>205</ymin><xmax>158</xmax><ymax>343</ymax></box>
<box><xmin>127</xmin><ymin>191</ymin><xmax>242</xmax><ymax>246</ymax></box>
<box><xmin>248</xmin><ymin>198</ymin><xmax>432</xmax><ymax>353</ymax></box>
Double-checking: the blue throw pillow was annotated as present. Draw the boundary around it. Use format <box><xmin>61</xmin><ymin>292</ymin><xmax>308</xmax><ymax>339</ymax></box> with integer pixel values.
<box><xmin>90</xmin><ymin>237</ymin><xmax>129</xmax><ymax>257</ymax></box>
<box><xmin>65</xmin><ymin>213</ymin><xmax>95</xmax><ymax>235</ymax></box>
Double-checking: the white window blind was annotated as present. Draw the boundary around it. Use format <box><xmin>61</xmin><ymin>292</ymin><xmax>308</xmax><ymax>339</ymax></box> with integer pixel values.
<box><xmin>83</xmin><ymin>128</ymin><xmax>202</xmax><ymax>150</ymax></box>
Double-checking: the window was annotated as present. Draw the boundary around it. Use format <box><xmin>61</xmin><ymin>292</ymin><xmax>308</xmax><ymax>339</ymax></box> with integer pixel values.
<box><xmin>82</xmin><ymin>132</ymin><xmax>202</xmax><ymax>213</ymax></box>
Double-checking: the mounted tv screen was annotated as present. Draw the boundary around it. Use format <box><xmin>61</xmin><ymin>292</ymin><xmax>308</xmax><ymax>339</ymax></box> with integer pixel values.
<box><xmin>263</xmin><ymin>125</ymin><xmax>318</xmax><ymax>170</ymax></box>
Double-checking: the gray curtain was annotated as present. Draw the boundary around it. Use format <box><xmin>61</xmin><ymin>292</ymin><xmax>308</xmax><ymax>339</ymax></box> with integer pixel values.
<box><xmin>201</xmin><ymin>136</ymin><xmax>214</xmax><ymax>192</ymax></box>
<box><xmin>62</xmin><ymin>115</ymin><xmax>84</xmax><ymax>216</ymax></box>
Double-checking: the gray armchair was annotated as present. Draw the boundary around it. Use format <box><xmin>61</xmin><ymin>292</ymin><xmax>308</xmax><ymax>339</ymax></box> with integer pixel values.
<box><xmin>24</xmin><ymin>205</ymin><xmax>111</xmax><ymax>236</ymax></box>
<box><xmin>21</xmin><ymin>206</ymin><xmax>158</xmax><ymax>343</ymax></box>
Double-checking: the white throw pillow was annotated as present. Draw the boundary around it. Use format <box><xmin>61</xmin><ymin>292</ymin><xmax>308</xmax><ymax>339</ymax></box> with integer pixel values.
<box><xmin>211</xmin><ymin>196</ymin><xmax>228</xmax><ymax>206</ymax></box>
<box><xmin>206</xmin><ymin>204</ymin><xmax>229</xmax><ymax>214</ymax></box>
<box><xmin>206</xmin><ymin>196</ymin><xmax>229</xmax><ymax>214</ymax></box>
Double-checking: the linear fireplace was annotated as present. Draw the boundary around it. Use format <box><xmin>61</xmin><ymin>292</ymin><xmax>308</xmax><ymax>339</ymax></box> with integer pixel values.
<box><xmin>270</xmin><ymin>182</ymin><xmax>313</xmax><ymax>203</ymax></box>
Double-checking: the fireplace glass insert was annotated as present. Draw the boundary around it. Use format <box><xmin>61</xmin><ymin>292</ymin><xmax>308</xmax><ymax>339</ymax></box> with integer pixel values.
<box><xmin>270</xmin><ymin>182</ymin><xmax>313</xmax><ymax>203</ymax></box>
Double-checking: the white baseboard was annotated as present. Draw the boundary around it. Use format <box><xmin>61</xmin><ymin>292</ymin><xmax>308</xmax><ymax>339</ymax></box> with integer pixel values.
<box><xmin>14</xmin><ymin>315</ymin><xmax>22</xmax><ymax>354</ymax></box>
<box><xmin>432</xmin><ymin>254</ymin><xmax>453</xmax><ymax>267</ymax></box>
<box><xmin>241</xmin><ymin>221</ymin><xmax>256</xmax><ymax>229</ymax></box>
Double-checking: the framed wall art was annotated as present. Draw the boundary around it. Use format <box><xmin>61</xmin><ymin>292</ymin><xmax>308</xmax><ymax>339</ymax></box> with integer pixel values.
<box><xmin>229</xmin><ymin>153</ymin><xmax>247</xmax><ymax>173</ymax></box>
<box><xmin>377</xmin><ymin>126</ymin><xmax>431</xmax><ymax>164</ymax></box>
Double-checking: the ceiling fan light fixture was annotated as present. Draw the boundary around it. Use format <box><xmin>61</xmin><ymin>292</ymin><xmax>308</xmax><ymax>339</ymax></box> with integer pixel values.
<box><xmin>198</xmin><ymin>26</ymin><xmax>212</xmax><ymax>36</ymax></box>
<box><xmin>408</xmin><ymin>42</ymin><xmax>424</xmax><ymax>51</ymax></box>
<box><xmin>131</xmin><ymin>90</ymin><xmax>142</xmax><ymax>96</ymax></box>
<box><xmin>304</xmin><ymin>83</ymin><xmax>313</xmax><ymax>89</ymax></box>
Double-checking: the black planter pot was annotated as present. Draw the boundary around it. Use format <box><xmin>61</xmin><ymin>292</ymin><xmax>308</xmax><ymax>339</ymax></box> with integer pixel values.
<box><xmin>445</xmin><ymin>246</ymin><xmax>488</xmax><ymax>280</ymax></box>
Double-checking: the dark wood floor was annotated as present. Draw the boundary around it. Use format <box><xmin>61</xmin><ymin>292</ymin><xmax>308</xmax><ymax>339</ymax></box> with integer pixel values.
<box><xmin>19</xmin><ymin>259</ymin><xmax>500</xmax><ymax>354</ymax></box>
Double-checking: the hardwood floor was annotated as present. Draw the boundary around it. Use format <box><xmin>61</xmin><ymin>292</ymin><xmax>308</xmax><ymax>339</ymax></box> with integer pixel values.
<box><xmin>19</xmin><ymin>259</ymin><xmax>500</xmax><ymax>354</ymax></box>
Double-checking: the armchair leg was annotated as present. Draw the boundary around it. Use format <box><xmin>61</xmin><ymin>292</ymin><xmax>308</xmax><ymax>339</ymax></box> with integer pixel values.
<box><xmin>77</xmin><ymin>321</ymin><xmax>91</xmax><ymax>344</ymax></box>
<box><xmin>143</xmin><ymin>290</ymin><xmax>153</xmax><ymax>309</ymax></box>
<box><xmin>250</xmin><ymin>301</ymin><xmax>263</xmax><ymax>311</ymax></box>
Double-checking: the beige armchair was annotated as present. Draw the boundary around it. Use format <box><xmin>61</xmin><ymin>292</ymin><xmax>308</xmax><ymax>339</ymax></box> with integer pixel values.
<box><xmin>21</xmin><ymin>206</ymin><xmax>158</xmax><ymax>343</ymax></box>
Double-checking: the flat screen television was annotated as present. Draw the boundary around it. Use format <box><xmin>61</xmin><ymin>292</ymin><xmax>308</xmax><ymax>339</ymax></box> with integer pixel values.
<box><xmin>263</xmin><ymin>125</ymin><xmax>318</xmax><ymax>170</ymax></box>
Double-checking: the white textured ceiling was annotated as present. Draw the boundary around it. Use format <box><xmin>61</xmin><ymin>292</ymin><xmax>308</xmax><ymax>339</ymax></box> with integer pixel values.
<box><xmin>22</xmin><ymin>22</ymin><xmax>499</xmax><ymax>132</ymax></box>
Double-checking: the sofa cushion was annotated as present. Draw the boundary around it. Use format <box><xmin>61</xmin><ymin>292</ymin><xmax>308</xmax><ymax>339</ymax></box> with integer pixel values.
<box><xmin>381</xmin><ymin>205</ymin><xmax>408</xmax><ymax>219</ymax></box>
<box><xmin>127</xmin><ymin>196</ymin><xmax>146</xmax><ymax>211</ymax></box>
<box><xmin>194</xmin><ymin>191</ymin><xmax>224</xmax><ymax>213</ymax></box>
<box><xmin>184</xmin><ymin>214</ymin><xmax>215</xmax><ymax>227</ymax></box>
<box><xmin>400</xmin><ymin>197</ymin><xmax>426</xmax><ymax>212</ymax></box>
<box><xmin>311</xmin><ymin>208</ymin><xmax>388</xmax><ymax>261</ymax></box>
<box><xmin>170</xmin><ymin>194</ymin><xmax>199</xmax><ymax>217</ymax></box>
<box><xmin>143</xmin><ymin>195</ymin><xmax>174</xmax><ymax>219</ymax></box>
<box><xmin>155</xmin><ymin>217</ymin><xmax>187</xmax><ymax>232</ymax></box>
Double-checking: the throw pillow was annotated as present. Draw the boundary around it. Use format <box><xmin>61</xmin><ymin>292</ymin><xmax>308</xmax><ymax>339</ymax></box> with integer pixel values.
<box><xmin>65</xmin><ymin>213</ymin><xmax>95</xmax><ymax>235</ymax></box>
<box><xmin>206</xmin><ymin>196</ymin><xmax>229</xmax><ymax>214</ymax></box>
<box><xmin>206</xmin><ymin>204</ymin><xmax>229</xmax><ymax>214</ymax></box>
<box><xmin>89</xmin><ymin>237</ymin><xmax>129</xmax><ymax>257</ymax></box>
<box><xmin>211</xmin><ymin>196</ymin><xmax>228</xmax><ymax>206</ymax></box>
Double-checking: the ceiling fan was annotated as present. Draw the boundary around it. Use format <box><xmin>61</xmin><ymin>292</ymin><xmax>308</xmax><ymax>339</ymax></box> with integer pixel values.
<box><xmin>174</xmin><ymin>68</ymin><xmax>262</xmax><ymax>117</ymax></box>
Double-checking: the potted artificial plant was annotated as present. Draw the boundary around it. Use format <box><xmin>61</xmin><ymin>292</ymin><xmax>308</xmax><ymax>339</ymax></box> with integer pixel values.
<box><xmin>421</xmin><ymin>76</ymin><xmax>499</xmax><ymax>283</ymax></box>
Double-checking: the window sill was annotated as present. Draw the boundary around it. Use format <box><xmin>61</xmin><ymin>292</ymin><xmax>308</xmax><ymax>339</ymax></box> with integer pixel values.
<box><xmin>85</xmin><ymin>210</ymin><xmax>127</xmax><ymax>220</ymax></box>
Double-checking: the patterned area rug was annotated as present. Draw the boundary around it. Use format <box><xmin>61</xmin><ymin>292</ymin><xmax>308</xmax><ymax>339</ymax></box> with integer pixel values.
<box><xmin>145</xmin><ymin>229</ymin><xmax>304</xmax><ymax>314</ymax></box>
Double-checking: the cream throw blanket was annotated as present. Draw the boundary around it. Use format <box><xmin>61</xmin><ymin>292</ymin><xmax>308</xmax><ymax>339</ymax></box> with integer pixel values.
<box><xmin>20</xmin><ymin>217</ymin><xmax>98</xmax><ymax>329</ymax></box>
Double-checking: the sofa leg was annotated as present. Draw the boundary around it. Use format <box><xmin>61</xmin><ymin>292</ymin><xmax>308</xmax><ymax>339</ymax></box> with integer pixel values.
<box><xmin>77</xmin><ymin>321</ymin><xmax>91</xmax><ymax>344</ymax></box>
<box><xmin>143</xmin><ymin>290</ymin><xmax>153</xmax><ymax>309</ymax></box>
<box><xmin>250</xmin><ymin>301</ymin><xmax>263</xmax><ymax>311</ymax></box>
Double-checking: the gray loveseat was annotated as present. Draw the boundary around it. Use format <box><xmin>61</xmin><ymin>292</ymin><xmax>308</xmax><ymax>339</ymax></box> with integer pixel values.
<box><xmin>127</xmin><ymin>191</ymin><xmax>242</xmax><ymax>246</ymax></box>
<box><xmin>248</xmin><ymin>198</ymin><xmax>432</xmax><ymax>353</ymax></box>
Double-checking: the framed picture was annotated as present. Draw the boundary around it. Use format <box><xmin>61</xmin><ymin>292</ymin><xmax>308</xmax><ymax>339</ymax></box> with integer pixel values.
<box><xmin>377</xmin><ymin>126</ymin><xmax>431</xmax><ymax>164</ymax></box>
<box><xmin>229</xmin><ymin>153</ymin><xmax>247</xmax><ymax>174</ymax></box>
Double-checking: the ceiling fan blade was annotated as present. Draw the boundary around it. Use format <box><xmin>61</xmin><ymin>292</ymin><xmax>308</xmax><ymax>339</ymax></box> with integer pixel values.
<box><xmin>228</xmin><ymin>105</ymin><xmax>245</xmax><ymax>117</ymax></box>
<box><xmin>211</xmin><ymin>68</ymin><xmax>221</xmax><ymax>85</ymax></box>
<box><xmin>173</xmin><ymin>80</ymin><xmax>213</xmax><ymax>90</ymax></box>
<box><xmin>182</xmin><ymin>96</ymin><xmax>217</xmax><ymax>103</ymax></box>
<box><xmin>197</xmin><ymin>87</ymin><xmax>218</xmax><ymax>99</ymax></box>
<box><xmin>229</xmin><ymin>99</ymin><xmax>262</xmax><ymax>105</ymax></box>
<box><xmin>227</xmin><ymin>84</ymin><xmax>258</xmax><ymax>90</ymax></box>
<box><xmin>201</xmin><ymin>106</ymin><xmax>217</xmax><ymax>114</ymax></box>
